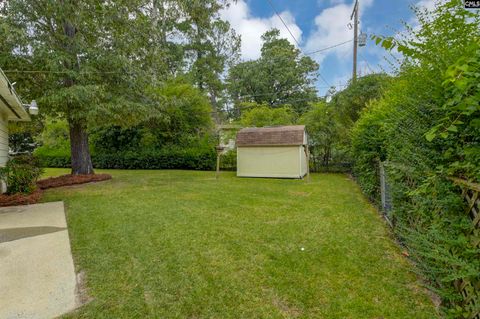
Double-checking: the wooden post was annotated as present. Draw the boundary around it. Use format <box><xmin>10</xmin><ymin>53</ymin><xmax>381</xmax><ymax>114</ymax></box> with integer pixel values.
<box><xmin>215</xmin><ymin>146</ymin><xmax>225</xmax><ymax>180</ymax></box>
<box><xmin>351</xmin><ymin>0</ymin><xmax>359</xmax><ymax>82</ymax></box>
<box><xmin>216</xmin><ymin>153</ymin><xmax>220</xmax><ymax>179</ymax></box>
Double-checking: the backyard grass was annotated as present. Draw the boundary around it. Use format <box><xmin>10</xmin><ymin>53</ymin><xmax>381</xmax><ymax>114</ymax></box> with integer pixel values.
<box><xmin>41</xmin><ymin>169</ymin><xmax>439</xmax><ymax>319</ymax></box>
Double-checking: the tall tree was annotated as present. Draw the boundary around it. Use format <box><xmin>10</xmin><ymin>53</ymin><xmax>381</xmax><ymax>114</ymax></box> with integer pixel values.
<box><xmin>329</xmin><ymin>73</ymin><xmax>391</xmax><ymax>128</ymax></box>
<box><xmin>1</xmin><ymin>0</ymin><xmax>160</xmax><ymax>174</ymax></box>
<box><xmin>240</xmin><ymin>104</ymin><xmax>295</xmax><ymax>127</ymax></box>
<box><xmin>228</xmin><ymin>29</ymin><xmax>318</xmax><ymax>117</ymax></box>
<box><xmin>1</xmin><ymin>0</ymin><xmax>238</xmax><ymax>173</ymax></box>
<box><xmin>182</xmin><ymin>0</ymin><xmax>240</xmax><ymax>123</ymax></box>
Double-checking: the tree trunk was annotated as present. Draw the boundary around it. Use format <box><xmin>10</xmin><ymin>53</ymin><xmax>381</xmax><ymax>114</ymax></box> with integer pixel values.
<box><xmin>69</xmin><ymin>119</ymin><xmax>94</xmax><ymax>175</ymax></box>
<box><xmin>61</xmin><ymin>12</ymin><xmax>93</xmax><ymax>175</ymax></box>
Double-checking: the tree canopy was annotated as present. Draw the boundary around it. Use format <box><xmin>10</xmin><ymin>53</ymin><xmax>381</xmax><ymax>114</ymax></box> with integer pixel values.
<box><xmin>240</xmin><ymin>104</ymin><xmax>295</xmax><ymax>128</ymax></box>
<box><xmin>0</xmin><ymin>0</ymin><xmax>239</xmax><ymax>174</ymax></box>
<box><xmin>227</xmin><ymin>29</ymin><xmax>319</xmax><ymax>117</ymax></box>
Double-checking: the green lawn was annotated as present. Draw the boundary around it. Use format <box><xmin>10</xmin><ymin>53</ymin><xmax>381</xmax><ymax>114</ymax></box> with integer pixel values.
<box><xmin>41</xmin><ymin>169</ymin><xmax>438</xmax><ymax>318</ymax></box>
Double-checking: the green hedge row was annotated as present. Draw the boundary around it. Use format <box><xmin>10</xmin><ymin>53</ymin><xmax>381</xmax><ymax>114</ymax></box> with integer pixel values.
<box><xmin>219</xmin><ymin>150</ymin><xmax>237</xmax><ymax>171</ymax></box>
<box><xmin>38</xmin><ymin>149</ymin><xmax>216</xmax><ymax>171</ymax></box>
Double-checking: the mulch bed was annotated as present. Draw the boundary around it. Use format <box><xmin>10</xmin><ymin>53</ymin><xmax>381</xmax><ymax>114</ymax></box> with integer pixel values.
<box><xmin>0</xmin><ymin>189</ymin><xmax>42</xmax><ymax>207</ymax></box>
<box><xmin>0</xmin><ymin>174</ymin><xmax>112</xmax><ymax>207</ymax></box>
<box><xmin>37</xmin><ymin>173</ymin><xmax>112</xmax><ymax>190</ymax></box>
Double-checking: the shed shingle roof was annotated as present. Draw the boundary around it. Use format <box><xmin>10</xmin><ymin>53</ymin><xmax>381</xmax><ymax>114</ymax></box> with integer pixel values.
<box><xmin>236</xmin><ymin>125</ymin><xmax>306</xmax><ymax>146</ymax></box>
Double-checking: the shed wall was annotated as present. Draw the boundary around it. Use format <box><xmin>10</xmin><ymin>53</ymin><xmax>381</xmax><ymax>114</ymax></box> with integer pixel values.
<box><xmin>237</xmin><ymin>146</ymin><xmax>302</xmax><ymax>178</ymax></box>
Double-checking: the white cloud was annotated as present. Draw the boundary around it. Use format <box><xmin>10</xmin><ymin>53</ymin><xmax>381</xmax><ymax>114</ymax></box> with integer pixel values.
<box><xmin>304</xmin><ymin>0</ymin><xmax>375</xmax><ymax>67</ymax></box>
<box><xmin>220</xmin><ymin>0</ymin><xmax>302</xmax><ymax>60</ymax></box>
<box><xmin>416</xmin><ymin>0</ymin><xmax>438</xmax><ymax>11</ymax></box>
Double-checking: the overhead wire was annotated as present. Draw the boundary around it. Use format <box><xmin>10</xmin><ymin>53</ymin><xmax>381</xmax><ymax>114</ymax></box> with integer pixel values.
<box><xmin>265</xmin><ymin>0</ymin><xmax>301</xmax><ymax>48</ymax></box>
<box><xmin>1</xmin><ymin>37</ymin><xmax>354</xmax><ymax>78</ymax></box>
<box><xmin>2</xmin><ymin>1</ymin><xmax>364</xmax><ymax>100</ymax></box>
<box><xmin>265</xmin><ymin>0</ymin><xmax>332</xmax><ymax>87</ymax></box>
<box><xmin>304</xmin><ymin>39</ymin><xmax>354</xmax><ymax>56</ymax></box>
<box><xmin>358</xmin><ymin>51</ymin><xmax>376</xmax><ymax>74</ymax></box>
<box><xmin>2</xmin><ymin>70</ymin><xmax>125</xmax><ymax>75</ymax></box>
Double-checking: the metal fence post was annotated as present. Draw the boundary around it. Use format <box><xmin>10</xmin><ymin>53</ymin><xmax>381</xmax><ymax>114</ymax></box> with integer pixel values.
<box><xmin>379</xmin><ymin>161</ymin><xmax>393</xmax><ymax>227</ymax></box>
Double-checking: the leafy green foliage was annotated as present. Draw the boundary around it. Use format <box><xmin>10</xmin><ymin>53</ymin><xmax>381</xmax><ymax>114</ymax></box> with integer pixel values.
<box><xmin>37</xmin><ymin>148</ymin><xmax>216</xmax><ymax>171</ymax></box>
<box><xmin>91</xmin><ymin>126</ymin><xmax>145</xmax><ymax>154</ymax></box>
<box><xmin>8</xmin><ymin>132</ymin><xmax>36</xmax><ymax>154</ymax></box>
<box><xmin>426</xmin><ymin>41</ymin><xmax>480</xmax><ymax>180</ymax></box>
<box><xmin>351</xmin><ymin>1</ymin><xmax>480</xmax><ymax>315</ymax></box>
<box><xmin>330</xmin><ymin>74</ymin><xmax>391</xmax><ymax>127</ymax></box>
<box><xmin>298</xmin><ymin>75</ymin><xmax>388</xmax><ymax>172</ymax></box>
<box><xmin>219</xmin><ymin>150</ymin><xmax>236</xmax><ymax>171</ymax></box>
<box><xmin>228</xmin><ymin>29</ymin><xmax>318</xmax><ymax>116</ymax></box>
<box><xmin>0</xmin><ymin>0</ymin><xmax>238</xmax><ymax>172</ymax></box>
<box><xmin>90</xmin><ymin>79</ymin><xmax>214</xmax><ymax>153</ymax></box>
<box><xmin>34</xmin><ymin>118</ymin><xmax>71</xmax><ymax>156</ymax></box>
<box><xmin>8</xmin><ymin>120</ymin><xmax>43</xmax><ymax>154</ymax></box>
<box><xmin>300</xmin><ymin>102</ymin><xmax>346</xmax><ymax>172</ymax></box>
<box><xmin>240</xmin><ymin>104</ymin><xmax>295</xmax><ymax>127</ymax></box>
<box><xmin>350</xmin><ymin>100</ymin><xmax>390</xmax><ymax>200</ymax></box>
<box><xmin>0</xmin><ymin>155</ymin><xmax>43</xmax><ymax>194</ymax></box>
<box><xmin>146</xmin><ymin>78</ymin><xmax>214</xmax><ymax>146</ymax></box>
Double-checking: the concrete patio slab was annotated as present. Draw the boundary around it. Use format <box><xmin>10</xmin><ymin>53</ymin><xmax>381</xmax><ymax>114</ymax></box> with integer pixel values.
<box><xmin>0</xmin><ymin>202</ymin><xmax>79</xmax><ymax>319</ymax></box>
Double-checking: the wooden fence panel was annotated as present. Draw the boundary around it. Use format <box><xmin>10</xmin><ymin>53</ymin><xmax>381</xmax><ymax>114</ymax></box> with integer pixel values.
<box><xmin>450</xmin><ymin>178</ymin><xmax>480</xmax><ymax>319</ymax></box>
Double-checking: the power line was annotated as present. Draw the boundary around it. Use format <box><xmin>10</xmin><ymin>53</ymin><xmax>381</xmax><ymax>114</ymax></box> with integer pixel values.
<box><xmin>265</xmin><ymin>0</ymin><xmax>331</xmax><ymax>87</ymax></box>
<box><xmin>2</xmin><ymin>38</ymin><xmax>353</xmax><ymax>68</ymax></box>
<box><xmin>318</xmin><ymin>73</ymin><xmax>332</xmax><ymax>88</ymax></box>
<box><xmin>358</xmin><ymin>51</ymin><xmax>376</xmax><ymax>74</ymax></box>
<box><xmin>304</xmin><ymin>39</ymin><xmax>354</xmax><ymax>56</ymax></box>
<box><xmin>236</xmin><ymin>83</ymin><xmax>349</xmax><ymax>100</ymax></box>
<box><xmin>2</xmin><ymin>70</ymin><xmax>125</xmax><ymax>74</ymax></box>
<box><xmin>265</xmin><ymin>0</ymin><xmax>301</xmax><ymax>48</ymax></box>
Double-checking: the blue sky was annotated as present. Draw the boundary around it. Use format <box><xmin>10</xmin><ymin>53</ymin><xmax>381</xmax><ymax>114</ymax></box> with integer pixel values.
<box><xmin>220</xmin><ymin>0</ymin><xmax>438</xmax><ymax>95</ymax></box>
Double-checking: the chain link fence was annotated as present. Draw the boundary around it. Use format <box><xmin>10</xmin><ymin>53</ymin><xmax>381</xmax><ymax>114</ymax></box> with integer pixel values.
<box><xmin>379</xmin><ymin>161</ymin><xmax>393</xmax><ymax>227</ymax></box>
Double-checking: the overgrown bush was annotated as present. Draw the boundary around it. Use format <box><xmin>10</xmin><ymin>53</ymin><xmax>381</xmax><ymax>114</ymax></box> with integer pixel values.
<box><xmin>350</xmin><ymin>99</ymin><xmax>390</xmax><ymax>202</ymax></box>
<box><xmin>37</xmin><ymin>148</ymin><xmax>216</xmax><ymax>171</ymax></box>
<box><xmin>351</xmin><ymin>1</ymin><xmax>480</xmax><ymax>316</ymax></box>
<box><xmin>0</xmin><ymin>155</ymin><xmax>44</xmax><ymax>194</ymax></box>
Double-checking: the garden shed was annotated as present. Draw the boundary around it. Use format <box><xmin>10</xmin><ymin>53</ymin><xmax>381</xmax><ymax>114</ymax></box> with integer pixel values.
<box><xmin>236</xmin><ymin>125</ymin><xmax>308</xmax><ymax>179</ymax></box>
<box><xmin>0</xmin><ymin>68</ymin><xmax>31</xmax><ymax>167</ymax></box>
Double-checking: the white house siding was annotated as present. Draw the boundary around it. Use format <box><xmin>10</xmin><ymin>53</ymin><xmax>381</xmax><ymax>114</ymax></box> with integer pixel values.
<box><xmin>0</xmin><ymin>113</ymin><xmax>8</xmax><ymax>167</ymax></box>
<box><xmin>237</xmin><ymin>146</ymin><xmax>302</xmax><ymax>178</ymax></box>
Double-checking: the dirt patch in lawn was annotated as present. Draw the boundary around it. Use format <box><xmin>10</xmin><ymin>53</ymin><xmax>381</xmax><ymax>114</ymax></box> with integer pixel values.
<box><xmin>0</xmin><ymin>189</ymin><xmax>42</xmax><ymax>207</ymax></box>
<box><xmin>37</xmin><ymin>174</ymin><xmax>112</xmax><ymax>190</ymax></box>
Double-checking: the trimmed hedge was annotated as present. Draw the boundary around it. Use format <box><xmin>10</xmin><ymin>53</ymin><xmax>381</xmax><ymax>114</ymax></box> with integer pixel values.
<box><xmin>38</xmin><ymin>149</ymin><xmax>216</xmax><ymax>171</ymax></box>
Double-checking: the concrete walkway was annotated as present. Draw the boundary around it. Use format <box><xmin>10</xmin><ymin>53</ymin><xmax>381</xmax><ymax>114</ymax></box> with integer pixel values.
<box><xmin>0</xmin><ymin>202</ymin><xmax>79</xmax><ymax>319</ymax></box>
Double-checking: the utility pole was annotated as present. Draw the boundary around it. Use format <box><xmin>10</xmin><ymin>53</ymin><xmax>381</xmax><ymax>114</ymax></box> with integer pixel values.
<box><xmin>350</xmin><ymin>0</ymin><xmax>359</xmax><ymax>82</ymax></box>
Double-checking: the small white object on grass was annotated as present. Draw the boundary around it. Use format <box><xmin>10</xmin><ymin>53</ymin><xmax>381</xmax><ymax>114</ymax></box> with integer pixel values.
<box><xmin>300</xmin><ymin>247</ymin><xmax>305</xmax><ymax>251</ymax></box>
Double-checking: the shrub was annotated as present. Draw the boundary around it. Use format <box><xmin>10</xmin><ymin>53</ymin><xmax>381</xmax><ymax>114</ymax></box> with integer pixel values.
<box><xmin>0</xmin><ymin>155</ymin><xmax>44</xmax><ymax>194</ymax></box>
<box><xmin>34</xmin><ymin>145</ymin><xmax>71</xmax><ymax>168</ymax></box>
<box><xmin>220</xmin><ymin>150</ymin><xmax>237</xmax><ymax>171</ymax></box>
<box><xmin>351</xmin><ymin>2</ymin><xmax>480</xmax><ymax>315</ymax></box>
<box><xmin>350</xmin><ymin>99</ymin><xmax>390</xmax><ymax>202</ymax></box>
<box><xmin>37</xmin><ymin>148</ymin><xmax>217</xmax><ymax>171</ymax></box>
